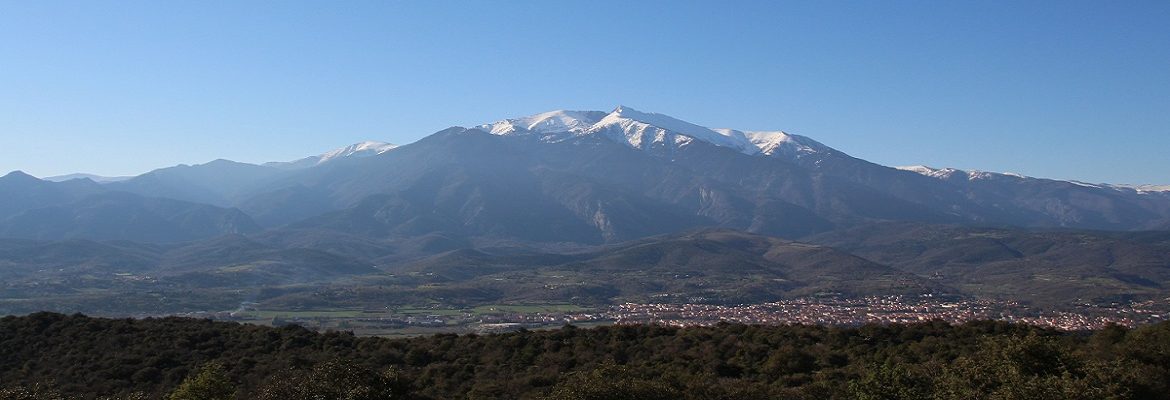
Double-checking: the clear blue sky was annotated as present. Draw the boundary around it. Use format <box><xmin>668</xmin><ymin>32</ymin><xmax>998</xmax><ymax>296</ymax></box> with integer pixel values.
<box><xmin>1</xmin><ymin>1</ymin><xmax>1168</xmax><ymax>184</ymax></box>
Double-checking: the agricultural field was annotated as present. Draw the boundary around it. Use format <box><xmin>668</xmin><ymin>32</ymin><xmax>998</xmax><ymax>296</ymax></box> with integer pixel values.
<box><xmin>217</xmin><ymin>302</ymin><xmax>600</xmax><ymax>336</ymax></box>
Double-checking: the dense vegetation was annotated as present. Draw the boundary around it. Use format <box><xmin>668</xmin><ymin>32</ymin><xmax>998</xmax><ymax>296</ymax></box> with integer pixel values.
<box><xmin>2</xmin><ymin>313</ymin><xmax>1169</xmax><ymax>399</ymax></box>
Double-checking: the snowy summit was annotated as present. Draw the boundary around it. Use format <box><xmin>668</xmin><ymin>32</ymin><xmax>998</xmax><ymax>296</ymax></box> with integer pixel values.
<box><xmin>317</xmin><ymin>141</ymin><xmax>399</xmax><ymax>164</ymax></box>
<box><xmin>266</xmin><ymin>140</ymin><xmax>398</xmax><ymax>170</ymax></box>
<box><xmin>477</xmin><ymin>106</ymin><xmax>832</xmax><ymax>159</ymax></box>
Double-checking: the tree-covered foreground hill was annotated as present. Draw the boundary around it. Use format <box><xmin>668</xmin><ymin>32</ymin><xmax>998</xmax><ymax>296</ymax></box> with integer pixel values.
<box><xmin>1</xmin><ymin>313</ymin><xmax>1168</xmax><ymax>399</ymax></box>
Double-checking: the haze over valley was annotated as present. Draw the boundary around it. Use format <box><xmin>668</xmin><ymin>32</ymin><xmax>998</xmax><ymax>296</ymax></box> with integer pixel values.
<box><xmin>3</xmin><ymin>106</ymin><xmax>1169</xmax><ymax>326</ymax></box>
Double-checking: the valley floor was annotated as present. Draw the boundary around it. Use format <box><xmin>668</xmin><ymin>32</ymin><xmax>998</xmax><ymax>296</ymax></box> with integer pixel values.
<box><xmin>165</xmin><ymin>295</ymin><xmax>1170</xmax><ymax>337</ymax></box>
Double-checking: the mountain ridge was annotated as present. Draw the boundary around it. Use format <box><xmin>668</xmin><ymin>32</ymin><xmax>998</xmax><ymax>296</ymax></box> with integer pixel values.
<box><xmin>3</xmin><ymin>102</ymin><xmax>1170</xmax><ymax>316</ymax></box>
<box><xmin>5</xmin><ymin>106</ymin><xmax>1169</xmax><ymax>243</ymax></box>
<box><xmin>265</xmin><ymin>140</ymin><xmax>399</xmax><ymax>170</ymax></box>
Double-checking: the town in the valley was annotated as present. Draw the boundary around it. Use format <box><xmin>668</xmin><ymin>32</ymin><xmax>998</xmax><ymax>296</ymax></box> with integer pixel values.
<box><xmin>201</xmin><ymin>295</ymin><xmax>1170</xmax><ymax>336</ymax></box>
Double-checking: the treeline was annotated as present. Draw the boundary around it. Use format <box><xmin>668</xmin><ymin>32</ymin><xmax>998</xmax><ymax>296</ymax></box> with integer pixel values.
<box><xmin>1</xmin><ymin>313</ymin><xmax>1168</xmax><ymax>399</ymax></box>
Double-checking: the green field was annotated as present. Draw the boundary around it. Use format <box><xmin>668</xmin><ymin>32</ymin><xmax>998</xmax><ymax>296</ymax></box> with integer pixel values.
<box><xmin>391</xmin><ymin>308</ymin><xmax>467</xmax><ymax>316</ymax></box>
<box><xmin>234</xmin><ymin>310</ymin><xmax>370</xmax><ymax>319</ymax></box>
<box><xmin>471</xmin><ymin>304</ymin><xmax>591</xmax><ymax>314</ymax></box>
<box><xmin>231</xmin><ymin>303</ymin><xmax>592</xmax><ymax>320</ymax></box>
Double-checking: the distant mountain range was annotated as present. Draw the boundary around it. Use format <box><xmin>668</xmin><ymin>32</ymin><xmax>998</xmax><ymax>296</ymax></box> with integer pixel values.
<box><xmin>10</xmin><ymin>105</ymin><xmax>1169</xmax><ymax>243</ymax></box>
<box><xmin>2</xmin><ymin>106</ymin><xmax>1169</xmax><ymax>312</ymax></box>
<box><xmin>43</xmin><ymin>173</ymin><xmax>131</xmax><ymax>183</ymax></box>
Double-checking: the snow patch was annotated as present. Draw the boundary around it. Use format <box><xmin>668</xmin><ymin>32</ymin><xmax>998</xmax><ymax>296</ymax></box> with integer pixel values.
<box><xmin>715</xmin><ymin>129</ymin><xmax>831</xmax><ymax>158</ymax></box>
<box><xmin>1126</xmin><ymin>184</ymin><xmax>1170</xmax><ymax>193</ymax></box>
<box><xmin>317</xmin><ymin>141</ymin><xmax>398</xmax><ymax>164</ymax></box>
<box><xmin>593</xmin><ymin>106</ymin><xmax>745</xmax><ymax>150</ymax></box>
<box><xmin>897</xmin><ymin>165</ymin><xmax>1017</xmax><ymax>181</ymax></box>
<box><xmin>1095</xmin><ymin>183</ymin><xmax>1170</xmax><ymax>194</ymax></box>
<box><xmin>903</xmin><ymin>166</ymin><xmax>1170</xmax><ymax>194</ymax></box>
<box><xmin>1069</xmin><ymin>180</ymin><xmax>1106</xmax><ymax>189</ymax></box>
<box><xmin>898</xmin><ymin>165</ymin><xmax>963</xmax><ymax>179</ymax></box>
<box><xmin>266</xmin><ymin>140</ymin><xmax>398</xmax><ymax>170</ymax></box>
<box><xmin>477</xmin><ymin>110</ymin><xmax>606</xmax><ymax>137</ymax></box>
<box><xmin>480</xmin><ymin>105</ymin><xmax>836</xmax><ymax>159</ymax></box>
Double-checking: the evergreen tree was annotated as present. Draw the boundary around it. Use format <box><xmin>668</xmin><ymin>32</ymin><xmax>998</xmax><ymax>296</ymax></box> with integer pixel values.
<box><xmin>166</xmin><ymin>362</ymin><xmax>234</xmax><ymax>400</ymax></box>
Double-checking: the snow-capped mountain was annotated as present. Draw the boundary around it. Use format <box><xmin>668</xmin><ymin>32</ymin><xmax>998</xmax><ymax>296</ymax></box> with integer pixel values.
<box><xmin>477</xmin><ymin>106</ymin><xmax>831</xmax><ymax>160</ymax></box>
<box><xmin>899</xmin><ymin>165</ymin><xmax>1170</xmax><ymax>197</ymax></box>
<box><xmin>5</xmin><ymin>105</ymin><xmax>1170</xmax><ymax>244</ymax></box>
<box><xmin>6</xmin><ymin>107</ymin><xmax>1170</xmax><ymax>317</ymax></box>
<box><xmin>318</xmin><ymin>141</ymin><xmax>399</xmax><ymax>163</ymax></box>
<box><xmin>1110</xmin><ymin>184</ymin><xmax>1170</xmax><ymax>193</ymax></box>
<box><xmin>266</xmin><ymin>141</ymin><xmax>398</xmax><ymax>170</ymax></box>
<box><xmin>897</xmin><ymin>165</ymin><xmax>1026</xmax><ymax>181</ymax></box>
<box><xmin>480</xmin><ymin>110</ymin><xmax>608</xmax><ymax>137</ymax></box>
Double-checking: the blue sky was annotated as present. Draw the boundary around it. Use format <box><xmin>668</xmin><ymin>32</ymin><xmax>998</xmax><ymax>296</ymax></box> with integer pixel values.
<box><xmin>1</xmin><ymin>1</ymin><xmax>1168</xmax><ymax>184</ymax></box>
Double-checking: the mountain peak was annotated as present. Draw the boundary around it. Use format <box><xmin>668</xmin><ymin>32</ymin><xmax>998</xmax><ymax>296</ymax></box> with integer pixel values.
<box><xmin>609</xmin><ymin>104</ymin><xmax>638</xmax><ymax>115</ymax></box>
<box><xmin>1</xmin><ymin>170</ymin><xmax>39</xmax><ymax>182</ymax></box>
<box><xmin>318</xmin><ymin>141</ymin><xmax>398</xmax><ymax>163</ymax></box>
<box><xmin>205</xmin><ymin>158</ymin><xmax>247</xmax><ymax>166</ymax></box>
<box><xmin>594</xmin><ymin>106</ymin><xmax>837</xmax><ymax>158</ymax></box>
<box><xmin>598</xmin><ymin>106</ymin><xmax>731</xmax><ymax>144</ymax></box>
<box><xmin>897</xmin><ymin>165</ymin><xmax>1028</xmax><ymax>181</ymax></box>
<box><xmin>474</xmin><ymin>106</ymin><xmax>839</xmax><ymax>159</ymax></box>
<box><xmin>43</xmin><ymin>173</ymin><xmax>131</xmax><ymax>183</ymax></box>
<box><xmin>589</xmin><ymin>106</ymin><xmax>722</xmax><ymax>150</ymax></box>
<box><xmin>478</xmin><ymin>110</ymin><xmax>607</xmax><ymax>136</ymax></box>
<box><xmin>266</xmin><ymin>141</ymin><xmax>398</xmax><ymax>170</ymax></box>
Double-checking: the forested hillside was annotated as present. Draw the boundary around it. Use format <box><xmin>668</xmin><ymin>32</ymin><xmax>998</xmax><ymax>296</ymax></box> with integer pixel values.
<box><xmin>2</xmin><ymin>313</ymin><xmax>1168</xmax><ymax>399</ymax></box>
